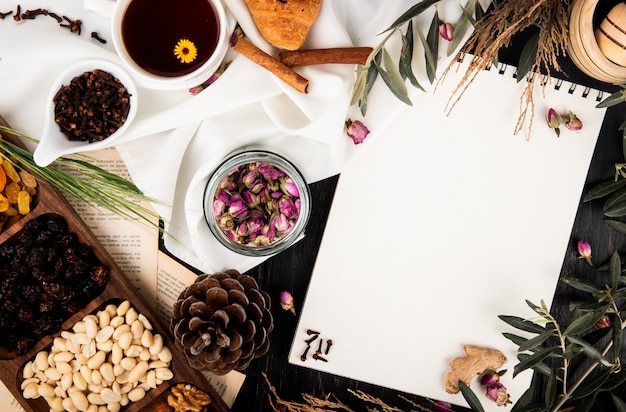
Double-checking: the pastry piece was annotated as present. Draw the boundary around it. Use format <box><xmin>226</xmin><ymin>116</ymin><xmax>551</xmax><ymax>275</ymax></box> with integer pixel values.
<box><xmin>244</xmin><ymin>0</ymin><xmax>322</xmax><ymax>50</ymax></box>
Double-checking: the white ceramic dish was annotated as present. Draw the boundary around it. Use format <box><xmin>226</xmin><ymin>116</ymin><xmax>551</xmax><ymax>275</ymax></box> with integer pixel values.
<box><xmin>33</xmin><ymin>59</ymin><xmax>138</xmax><ymax>167</ymax></box>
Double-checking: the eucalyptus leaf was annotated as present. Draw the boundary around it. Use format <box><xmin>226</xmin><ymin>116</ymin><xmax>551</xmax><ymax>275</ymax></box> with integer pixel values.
<box><xmin>583</xmin><ymin>178</ymin><xmax>626</xmax><ymax>202</ymax></box>
<box><xmin>458</xmin><ymin>381</ymin><xmax>485</xmax><ymax>412</ymax></box>
<box><xmin>612</xmin><ymin>315</ymin><xmax>623</xmax><ymax>360</ymax></box>
<box><xmin>447</xmin><ymin>0</ymin><xmax>477</xmax><ymax>56</ymax></box>
<box><xmin>499</xmin><ymin>315</ymin><xmax>546</xmax><ymax>334</ymax></box>
<box><xmin>417</xmin><ymin>23</ymin><xmax>437</xmax><ymax>84</ymax></box>
<box><xmin>516</xmin><ymin>33</ymin><xmax>539</xmax><ymax>83</ymax></box>
<box><xmin>503</xmin><ymin>332</ymin><xmax>530</xmax><ymax>348</ymax></box>
<box><xmin>399</xmin><ymin>20</ymin><xmax>424</xmax><ymax>90</ymax></box>
<box><xmin>567</xmin><ymin>336</ymin><xmax>612</xmax><ymax>366</ymax></box>
<box><xmin>602</xmin><ymin>368</ymin><xmax>626</xmax><ymax>391</ymax></box>
<box><xmin>604</xmin><ymin>200</ymin><xmax>626</xmax><ymax>217</ymax></box>
<box><xmin>425</xmin><ymin>10</ymin><xmax>439</xmax><ymax>83</ymax></box>
<box><xmin>383</xmin><ymin>0</ymin><xmax>441</xmax><ymax>32</ymax></box>
<box><xmin>603</xmin><ymin>186</ymin><xmax>626</xmax><ymax>214</ymax></box>
<box><xmin>610</xmin><ymin>250</ymin><xmax>621</xmax><ymax>291</ymax></box>
<box><xmin>510</xmin><ymin>387</ymin><xmax>535</xmax><ymax>412</ymax></box>
<box><xmin>560</xmin><ymin>277</ymin><xmax>602</xmax><ymax>295</ymax></box>
<box><xmin>517</xmin><ymin>353</ymin><xmax>552</xmax><ymax>376</ymax></box>
<box><xmin>564</xmin><ymin>307</ymin><xmax>610</xmax><ymax>337</ymax></box>
<box><xmin>545</xmin><ymin>368</ymin><xmax>558</xmax><ymax>410</ymax></box>
<box><xmin>605</xmin><ymin>219</ymin><xmax>626</xmax><ymax>235</ymax></box>
<box><xmin>518</xmin><ymin>329</ymin><xmax>555</xmax><ymax>352</ymax></box>
<box><xmin>513</xmin><ymin>346</ymin><xmax>558</xmax><ymax>377</ymax></box>
<box><xmin>350</xmin><ymin>69</ymin><xmax>367</xmax><ymax>106</ymax></box>
<box><xmin>373</xmin><ymin>48</ymin><xmax>412</xmax><ymax>106</ymax></box>
<box><xmin>571</xmin><ymin>367</ymin><xmax>611</xmax><ymax>400</ymax></box>
<box><xmin>596</xmin><ymin>89</ymin><xmax>626</xmax><ymax>108</ymax></box>
<box><xmin>358</xmin><ymin>53</ymin><xmax>381</xmax><ymax>115</ymax></box>
<box><xmin>575</xmin><ymin>393</ymin><xmax>598</xmax><ymax>412</ymax></box>
<box><xmin>611</xmin><ymin>394</ymin><xmax>626</xmax><ymax>412</ymax></box>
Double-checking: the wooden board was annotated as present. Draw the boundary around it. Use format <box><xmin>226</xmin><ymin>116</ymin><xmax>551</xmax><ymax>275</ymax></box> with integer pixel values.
<box><xmin>0</xmin><ymin>115</ymin><xmax>230</xmax><ymax>412</ymax></box>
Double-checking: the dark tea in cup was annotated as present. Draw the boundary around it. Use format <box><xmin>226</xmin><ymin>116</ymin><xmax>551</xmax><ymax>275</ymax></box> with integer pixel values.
<box><xmin>121</xmin><ymin>0</ymin><xmax>220</xmax><ymax>77</ymax></box>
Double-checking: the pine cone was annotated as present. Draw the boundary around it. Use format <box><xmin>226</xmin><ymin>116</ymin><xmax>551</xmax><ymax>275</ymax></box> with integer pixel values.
<box><xmin>170</xmin><ymin>269</ymin><xmax>274</xmax><ymax>375</ymax></box>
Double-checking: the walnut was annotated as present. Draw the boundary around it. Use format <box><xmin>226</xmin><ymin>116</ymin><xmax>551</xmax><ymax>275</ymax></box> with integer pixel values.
<box><xmin>167</xmin><ymin>383</ymin><xmax>212</xmax><ymax>412</ymax></box>
<box><xmin>445</xmin><ymin>344</ymin><xmax>507</xmax><ymax>394</ymax></box>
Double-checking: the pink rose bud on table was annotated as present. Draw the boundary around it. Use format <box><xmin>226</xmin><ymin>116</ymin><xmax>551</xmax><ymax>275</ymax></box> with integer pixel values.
<box><xmin>439</xmin><ymin>22</ymin><xmax>454</xmax><ymax>41</ymax></box>
<box><xmin>345</xmin><ymin>119</ymin><xmax>370</xmax><ymax>145</ymax></box>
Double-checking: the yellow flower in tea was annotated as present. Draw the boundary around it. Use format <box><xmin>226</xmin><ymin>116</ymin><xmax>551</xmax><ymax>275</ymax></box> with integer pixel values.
<box><xmin>174</xmin><ymin>39</ymin><xmax>198</xmax><ymax>64</ymax></box>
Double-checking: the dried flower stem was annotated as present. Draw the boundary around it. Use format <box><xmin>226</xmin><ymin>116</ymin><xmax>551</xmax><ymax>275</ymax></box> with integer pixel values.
<box><xmin>443</xmin><ymin>0</ymin><xmax>571</xmax><ymax>139</ymax></box>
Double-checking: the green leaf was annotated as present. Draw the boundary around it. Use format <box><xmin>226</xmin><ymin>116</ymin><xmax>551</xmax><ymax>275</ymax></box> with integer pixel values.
<box><xmin>513</xmin><ymin>346</ymin><xmax>558</xmax><ymax>377</ymax></box>
<box><xmin>516</xmin><ymin>33</ymin><xmax>539</xmax><ymax>83</ymax></box>
<box><xmin>583</xmin><ymin>178</ymin><xmax>626</xmax><ymax>202</ymax></box>
<box><xmin>358</xmin><ymin>53</ymin><xmax>381</xmax><ymax>115</ymax></box>
<box><xmin>575</xmin><ymin>393</ymin><xmax>598</xmax><ymax>412</ymax></box>
<box><xmin>560</xmin><ymin>277</ymin><xmax>602</xmax><ymax>295</ymax></box>
<box><xmin>610</xmin><ymin>250</ymin><xmax>621</xmax><ymax>291</ymax></box>
<box><xmin>564</xmin><ymin>307</ymin><xmax>610</xmax><ymax>337</ymax></box>
<box><xmin>516</xmin><ymin>353</ymin><xmax>552</xmax><ymax>376</ymax></box>
<box><xmin>603</xmin><ymin>186</ymin><xmax>626</xmax><ymax>216</ymax></box>
<box><xmin>596</xmin><ymin>88</ymin><xmax>626</xmax><ymax>108</ymax></box>
<box><xmin>398</xmin><ymin>20</ymin><xmax>424</xmax><ymax>91</ymax></box>
<box><xmin>503</xmin><ymin>332</ymin><xmax>531</xmax><ymax>348</ymax></box>
<box><xmin>350</xmin><ymin>68</ymin><xmax>367</xmax><ymax>106</ymax></box>
<box><xmin>605</xmin><ymin>219</ymin><xmax>626</xmax><ymax>235</ymax></box>
<box><xmin>425</xmin><ymin>10</ymin><xmax>439</xmax><ymax>83</ymax></box>
<box><xmin>571</xmin><ymin>367</ymin><xmax>611</xmax><ymax>400</ymax></box>
<box><xmin>447</xmin><ymin>0</ymin><xmax>477</xmax><ymax>56</ymax></box>
<box><xmin>612</xmin><ymin>314</ymin><xmax>623</xmax><ymax>360</ymax></box>
<box><xmin>458</xmin><ymin>380</ymin><xmax>485</xmax><ymax>412</ymax></box>
<box><xmin>602</xmin><ymin>368</ymin><xmax>626</xmax><ymax>391</ymax></box>
<box><xmin>518</xmin><ymin>329</ymin><xmax>555</xmax><ymax>352</ymax></box>
<box><xmin>567</xmin><ymin>336</ymin><xmax>612</xmax><ymax>366</ymax></box>
<box><xmin>510</xmin><ymin>387</ymin><xmax>535</xmax><ymax>412</ymax></box>
<box><xmin>416</xmin><ymin>23</ymin><xmax>437</xmax><ymax>84</ymax></box>
<box><xmin>611</xmin><ymin>394</ymin><xmax>626</xmax><ymax>412</ymax></box>
<box><xmin>373</xmin><ymin>48</ymin><xmax>412</xmax><ymax>106</ymax></box>
<box><xmin>383</xmin><ymin>0</ymin><xmax>442</xmax><ymax>32</ymax></box>
<box><xmin>499</xmin><ymin>315</ymin><xmax>546</xmax><ymax>334</ymax></box>
<box><xmin>545</xmin><ymin>368</ymin><xmax>558</xmax><ymax>410</ymax></box>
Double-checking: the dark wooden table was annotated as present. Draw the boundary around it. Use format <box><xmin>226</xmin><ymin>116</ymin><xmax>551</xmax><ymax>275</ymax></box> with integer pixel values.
<box><xmin>228</xmin><ymin>51</ymin><xmax>626</xmax><ymax>412</ymax></box>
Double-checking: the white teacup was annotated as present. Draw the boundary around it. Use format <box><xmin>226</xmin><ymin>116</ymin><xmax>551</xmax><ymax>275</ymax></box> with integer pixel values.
<box><xmin>111</xmin><ymin>0</ymin><xmax>230</xmax><ymax>90</ymax></box>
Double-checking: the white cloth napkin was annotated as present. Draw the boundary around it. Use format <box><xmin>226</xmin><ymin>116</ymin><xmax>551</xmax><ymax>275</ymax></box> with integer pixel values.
<box><xmin>0</xmin><ymin>0</ymin><xmax>470</xmax><ymax>274</ymax></box>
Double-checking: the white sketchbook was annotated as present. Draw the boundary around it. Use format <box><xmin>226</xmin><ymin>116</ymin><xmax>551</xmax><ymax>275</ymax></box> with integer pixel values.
<box><xmin>289</xmin><ymin>59</ymin><xmax>607</xmax><ymax>411</ymax></box>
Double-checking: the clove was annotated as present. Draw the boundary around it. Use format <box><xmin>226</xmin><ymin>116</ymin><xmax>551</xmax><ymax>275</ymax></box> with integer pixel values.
<box><xmin>312</xmin><ymin>353</ymin><xmax>328</xmax><ymax>362</ymax></box>
<box><xmin>325</xmin><ymin>339</ymin><xmax>333</xmax><ymax>355</ymax></box>
<box><xmin>90</xmin><ymin>31</ymin><xmax>107</xmax><ymax>44</ymax></box>
<box><xmin>300</xmin><ymin>345</ymin><xmax>310</xmax><ymax>362</ymax></box>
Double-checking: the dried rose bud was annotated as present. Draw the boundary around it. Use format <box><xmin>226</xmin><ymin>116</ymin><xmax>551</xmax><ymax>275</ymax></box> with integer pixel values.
<box><xmin>564</xmin><ymin>111</ymin><xmax>583</xmax><ymax>131</ymax></box>
<box><xmin>439</xmin><ymin>22</ymin><xmax>454</xmax><ymax>41</ymax></box>
<box><xmin>577</xmin><ymin>240</ymin><xmax>592</xmax><ymax>266</ymax></box>
<box><xmin>345</xmin><ymin>119</ymin><xmax>370</xmax><ymax>145</ymax></box>
<box><xmin>479</xmin><ymin>369</ymin><xmax>502</xmax><ymax>386</ymax></box>
<box><xmin>546</xmin><ymin>108</ymin><xmax>562</xmax><ymax>137</ymax></box>
<box><xmin>595</xmin><ymin>315</ymin><xmax>611</xmax><ymax>329</ymax></box>
<box><xmin>280</xmin><ymin>291</ymin><xmax>296</xmax><ymax>315</ymax></box>
<box><xmin>485</xmin><ymin>382</ymin><xmax>511</xmax><ymax>406</ymax></box>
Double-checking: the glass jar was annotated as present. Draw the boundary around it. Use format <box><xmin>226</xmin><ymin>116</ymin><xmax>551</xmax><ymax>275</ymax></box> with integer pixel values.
<box><xmin>203</xmin><ymin>148</ymin><xmax>311</xmax><ymax>257</ymax></box>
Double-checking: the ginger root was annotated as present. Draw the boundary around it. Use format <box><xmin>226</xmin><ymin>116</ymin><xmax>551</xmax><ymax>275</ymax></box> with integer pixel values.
<box><xmin>445</xmin><ymin>345</ymin><xmax>507</xmax><ymax>394</ymax></box>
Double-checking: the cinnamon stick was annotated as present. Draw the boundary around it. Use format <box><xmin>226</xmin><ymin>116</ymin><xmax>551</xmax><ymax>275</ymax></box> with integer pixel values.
<box><xmin>233</xmin><ymin>37</ymin><xmax>309</xmax><ymax>94</ymax></box>
<box><xmin>279</xmin><ymin>47</ymin><xmax>373</xmax><ymax>67</ymax></box>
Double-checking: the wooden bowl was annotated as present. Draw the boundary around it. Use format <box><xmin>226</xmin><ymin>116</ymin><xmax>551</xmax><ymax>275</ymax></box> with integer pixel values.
<box><xmin>0</xmin><ymin>116</ymin><xmax>230</xmax><ymax>412</ymax></box>
<box><xmin>568</xmin><ymin>0</ymin><xmax>626</xmax><ymax>83</ymax></box>
<box><xmin>596</xmin><ymin>2</ymin><xmax>626</xmax><ymax>67</ymax></box>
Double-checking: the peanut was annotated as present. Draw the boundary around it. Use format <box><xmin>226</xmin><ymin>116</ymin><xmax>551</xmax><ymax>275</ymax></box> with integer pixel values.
<box><xmin>21</xmin><ymin>301</ymin><xmax>172</xmax><ymax>410</ymax></box>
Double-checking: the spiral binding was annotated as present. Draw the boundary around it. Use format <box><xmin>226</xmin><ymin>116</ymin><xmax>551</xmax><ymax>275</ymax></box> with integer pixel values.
<box><xmin>479</xmin><ymin>58</ymin><xmax>604</xmax><ymax>101</ymax></box>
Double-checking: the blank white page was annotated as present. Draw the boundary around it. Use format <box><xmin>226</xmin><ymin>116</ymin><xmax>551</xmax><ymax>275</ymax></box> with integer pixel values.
<box><xmin>289</xmin><ymin>60</ymin><xmax>606</xmax><ymax>411</ymax></box>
